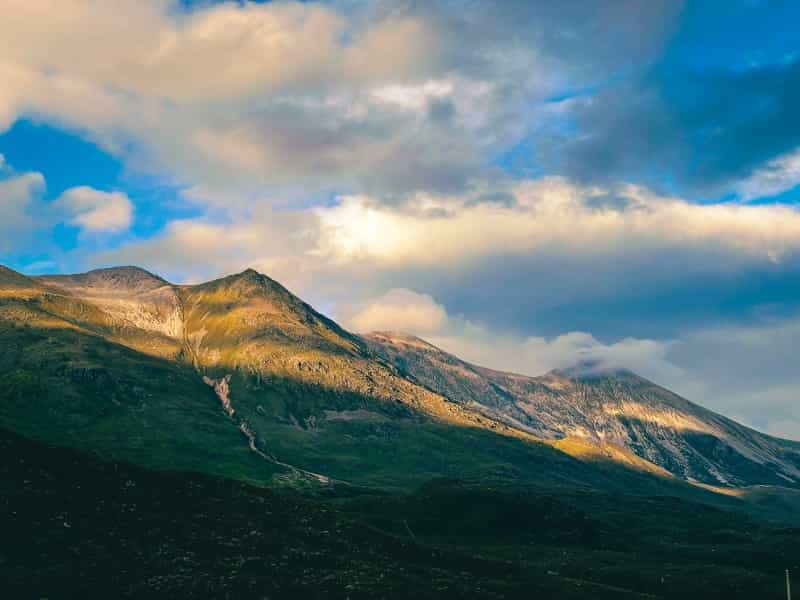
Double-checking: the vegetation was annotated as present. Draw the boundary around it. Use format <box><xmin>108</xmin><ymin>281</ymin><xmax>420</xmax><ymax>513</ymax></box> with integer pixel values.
<box><xmin>3</xmin><ymin>429</ymin><xmax>798</xmax><ymax>599</ymax></box>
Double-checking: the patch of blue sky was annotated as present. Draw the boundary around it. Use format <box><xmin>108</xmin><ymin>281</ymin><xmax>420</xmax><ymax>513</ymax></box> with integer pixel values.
<box><xmin>0</xmin><ymin>119</ymin><xmax>121</xmax><ymax>197</ymax></box>
<box><xmin>0</xmin><ymin>119</ymin><xmax>203</xmax><ymax>258</ymax></box>
<box><xmin>663</xmin><ymin>0</ymin><xmax>800</xmax><ymax>72</ymax></box>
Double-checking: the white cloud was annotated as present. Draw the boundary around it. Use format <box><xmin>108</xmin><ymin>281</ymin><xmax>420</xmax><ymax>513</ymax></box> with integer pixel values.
<box><xmin>0</xmin><ymin>168</ymin><xmax>47</xmax><ymax>251</ymax></box>
<box><xmin>400</xmin><ymin>313</ymin><xmax>682</xmax><ymax>385</ymax></box>
<box><xmin>313</xmin><ymin>178</ymin><xmax>800</xmax><ymax>268</ymax></box>
<box><xmin>0</xmin><ymin>1</ymin><xmax>461</xmax><ymax>195</ymax></box>
<box><xmin>55</xmin><ymin>187</ymin><xmax>133</xmax><ymax>233</ymax></box>
<box><xmin>0</xmin><ymin>1</ymin><xmax>438</xmax><ymax>102</ymax></box>
<box><xmin>345</xmin><ymin>288</ymin><xmax>449</xmax><ymax>335</ymax></box>
<box><xmin>736</xmin><ymin>147</ymin><xmax>800</xmax><ymax>200</ymax></box>
<box><xmin>97</xmin><ymin>175</ymin><xmax>800</xmax><ymax>317</ymax></box>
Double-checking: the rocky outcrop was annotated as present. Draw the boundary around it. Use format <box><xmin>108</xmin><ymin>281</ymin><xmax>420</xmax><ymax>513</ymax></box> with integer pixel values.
<box><xmin>38</xmin><ymin>267</ymin><xmax>184</xmax><ymax>340</ymax></box>
<box><xmin>203</xmin><ymin>374</ymin><xmax>234</xmax><ymax>417</ymax></box>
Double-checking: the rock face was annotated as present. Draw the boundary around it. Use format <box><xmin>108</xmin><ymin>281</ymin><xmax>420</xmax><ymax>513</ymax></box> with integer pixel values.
<box><xmin>39</xmin><ymin>267</ymin><xmax>184</xmax><ymax>339</ymax></box>
<box><xmin>365</xmin><ymin>332</ymin><xmax>800</xmax><ymax>487</ymax></box>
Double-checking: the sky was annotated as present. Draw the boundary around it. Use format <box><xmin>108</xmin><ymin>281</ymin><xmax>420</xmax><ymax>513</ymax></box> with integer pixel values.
<box><xmin>1</xmin><ymin>0</ymin><xmax>800</xmax><ymax>439</ymax></box>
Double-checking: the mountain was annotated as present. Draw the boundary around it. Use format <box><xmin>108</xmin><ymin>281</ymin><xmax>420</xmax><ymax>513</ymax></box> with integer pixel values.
<box><xmin>0</xmin><ymin>263</ymin><xmax>798</xmax><ymax>496</ymax></box>
<box><xmin>0</xmin><ymin>265</ymin><xmax>651</xmax><ymax>492</ymax></box>
<box><xmin>4</xmin><ymin>264</ymin><xmax>800</xmax><ymax>597</ymax></box>
<box><xmin>365</xmin><ymin>331</ymin><xmax>800</xmax><ymax>488</ymax></box>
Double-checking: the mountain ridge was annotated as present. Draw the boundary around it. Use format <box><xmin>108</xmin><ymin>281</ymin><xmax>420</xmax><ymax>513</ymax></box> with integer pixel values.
<box><xmin>364</xmin><ymin>331</ymin><xmax>800</xmax><ymax>488</ymax></box>
<box><xmin>1</xmin><ymin>263</ymin><xmax>797</xmax><ymax>494</ymax></box>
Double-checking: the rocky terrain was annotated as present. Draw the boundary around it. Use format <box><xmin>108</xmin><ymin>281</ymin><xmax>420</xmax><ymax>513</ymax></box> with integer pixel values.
<box><xmin>366</xmin><ymin>332</ymin><xmax>800</xmax><ymax>488</ymax></box>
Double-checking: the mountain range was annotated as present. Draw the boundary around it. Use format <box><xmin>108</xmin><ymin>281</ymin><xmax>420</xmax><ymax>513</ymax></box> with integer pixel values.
<box><xmin>2</xmin><ymin>264</ymin><xmax>799</xmax><ymax>598</ymax></box>
<box><xmin>2</xmin><ymin>263</ymin><xmax>797</xmax><ymax>491</ymax></box>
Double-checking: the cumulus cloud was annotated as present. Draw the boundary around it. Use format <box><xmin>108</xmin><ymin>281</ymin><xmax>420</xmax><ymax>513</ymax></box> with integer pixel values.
<box><xmin>54</xmin><ymin>187</ymin><xmax>133</xmax><ymax>233</ymax></box>
<box><xmin>344</xmin><ymin>288</ymin><xmax>449</xmax><ymax>335</ymax></box>
<box><xmin>0</xmin><ymin>168</ymin><xmax>46</xmax><ymax>250</ymax></box>
<box><xmin>1</xmin><ymin>1</ymin><xmax>438</xmax><ymax>101</ymax></box>
<box><xmin>0</xmin><ymin>1</ymin><xmax>450</xmax><ymax>194</ymax></box>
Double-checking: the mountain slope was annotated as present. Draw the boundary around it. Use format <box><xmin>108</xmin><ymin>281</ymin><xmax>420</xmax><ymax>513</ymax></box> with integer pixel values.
<box><xmin>2</xmin><ymin>263</ymin><xmax>797</xmax><ymax>495</ymax></box>
<box><xmin>39</xmin><ymin>266</ymin><xmax>183</xmax><ymax>340</ymax></box>
<box><xmin>1</xmin><ymin>265</ymin><xmax>672</xmax><ymax>492</ymax></box>
<box><xmin>365</xmin><ymin>331</ymin><xmax>800</xmax><ymax>488</ymax></box>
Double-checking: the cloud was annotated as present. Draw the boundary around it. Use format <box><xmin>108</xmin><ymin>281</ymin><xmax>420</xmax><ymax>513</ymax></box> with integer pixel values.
<box><xmin>314</xmin><ymin>177</ymin><xmax>800</xmax><ymax>268</ymax></box>
<box><xmin>735</xmin><ymin>147</ymin><xmax>800</xmax><ymax>200</ymax></box>
<box><xmin>1</xmin><ymin>1</ymin><xmax>439</xmax><ymax>102</ymax></box>
<box><xmin>343</xmin><ymin>287</ymin><xmax>800</xmax><ymax>440</ymax></box>
<box><xmin>543</xmin><ymin>52</ymin><xmax>800</xmax><ymax>196</ymax></box>
<box><xmin>0</xmin><ymin>0</ymin><xmax>681</xmax><ymax>197</ymax></box>
<box><xmin>0</xmin><ymin>1</ymin><xmax>453</xmax><ymax>195</ymax></box>
<box><xmin>99</xmin><ymin>175</ymin><xmax>800</xmax><ymax>338</ymax></box>
<box><xmin>429</xmin><ymin>325</ymin><xmax>680</xmax><ymax>382</ymax></box>
<box><xmin>0</xmin><ymin>168</ymin><xmax>46</xmax><ymax>250</ymax></box>
<box><xmin>344</xmin><ymin>288</ymin><xmax>449</xmax><ymax>335</ymax></box>
<box><xmin>54</xmin><ymin>186</ymin><xmax>133</xmax><ymax>233</ymax></box>
<box><xmin>427</xmin><ymin>314</ymin><xmax>800</xmax><ymax>441</ymax></box>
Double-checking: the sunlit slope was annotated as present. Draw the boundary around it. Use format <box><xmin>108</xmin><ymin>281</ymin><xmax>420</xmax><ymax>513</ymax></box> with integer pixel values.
<box><xmin>176</xmin><ymin>270</ymin><xmax>679</xmax><ymax>487</ymax></box>
<box><xmin>365</xmin><ymin>331</ymin><xmax>800</xmax><ymax>488</ymax></box>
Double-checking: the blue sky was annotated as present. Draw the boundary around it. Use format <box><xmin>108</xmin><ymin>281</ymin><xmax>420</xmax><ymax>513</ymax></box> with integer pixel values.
<box><xmin>1</xmin><ymin>0</ymin><xmax>800</xmax><ymax>437</ymax></box>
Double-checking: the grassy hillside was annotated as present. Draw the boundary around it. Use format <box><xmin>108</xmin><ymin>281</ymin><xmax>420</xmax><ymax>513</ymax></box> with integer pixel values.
<box><xmin>0</xmin><ymin>321</ymin><xmax>282</xmax><ymax>485</ymax></box>
<box><xmin>3</xmin><ymin>429</ymin><xmax>798</xmax><ymax>599</ymax></box>
<box><xmin>338</xmin><ymin>478</ymin><xmax>800</xmax><ymax>599</ymax></box>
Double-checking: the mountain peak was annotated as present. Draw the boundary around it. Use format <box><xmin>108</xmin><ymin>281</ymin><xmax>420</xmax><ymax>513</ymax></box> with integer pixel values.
<box><xmin>197</xmin><ymin>267</ymin><xmax>292</xmax><ymax>300</ymax></box>
<box><xmin>184</xmin><ymin>266</ymin><xmax>364</xmax><ymax>357</ymax></box>
<box><xmin>37</xmin><ymin>266</ymin><xmax>170</xmax><ymax>297</ymax></box>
